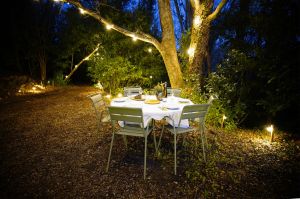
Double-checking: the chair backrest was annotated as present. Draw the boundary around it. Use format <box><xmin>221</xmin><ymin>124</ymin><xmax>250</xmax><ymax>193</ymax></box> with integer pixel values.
<box><xmin>89</xmin><ymin>93</ymin><xmax>105</xmax><ymax>110</ymax></box>
<box><xmin>180</xmin><ymin>104</ymin><xmax>210</xmax><ymax>121</ymax></box>
<box><xmin>88</xmin><ymin>93</ymin><xmax>108</xmax><ymax>122</ymax></box>
<box><xmin>124</xmin><ymin>87</ymin><xmax>142</xmax><ymax>97</ymax></box>
<box><xmin>108</xmin><ymin>106</ymin><xmax>144</xmax><ymax>127</ymax></box>
<box><xmin>167</xmin><ymin>88</ymin><xmax>181</xmax><ymax>97</ymax></box>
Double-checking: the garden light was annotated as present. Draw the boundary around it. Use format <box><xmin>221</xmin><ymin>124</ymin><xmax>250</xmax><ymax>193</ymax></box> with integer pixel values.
<box><xmin>117</xmin><ymin>93</ymin><xmax>123</xmax><ymax>98</ymax></box>
<box><xmin>266</xmin><ymin>125</ymin><xmax>274</xmax><ymax>142</ymax></box>
<box><xmin>105</xmin><ymin>94</ymin><xmax>111</xmax><ymax>99</ymax></box>
<box><xmin>148</xmin><ymin>48</ymin><xmax>152</xmax><ymax>53</ymax></box>
<box><xmin>221</xmin><ymin>114</ymin><xmax>227</xmax><ymax>128</ymax></box>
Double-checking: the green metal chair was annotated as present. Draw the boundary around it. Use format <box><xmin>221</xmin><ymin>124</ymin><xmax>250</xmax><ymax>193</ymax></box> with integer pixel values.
<box><xmin>167</xmin><ymin>87</ymin><xmax>181</xmax><ymax>97</ymax></box>
<box><xmin>123</xmin><ymin>86</ymin><xmax>143</xmax><ymax>97</ymax></box>
<box><xmin>106</xmin><ymin>106</ymin><xmax>153</xmax><ymax>179</ymax></box>
<box><xmin>164</xmin><ymin>104</ymin><xmax>210</xmax><ymax>175</ymax></box>
<box><xmin>88</xmin><ymin>93</ymin><xmax>110</xmax><ymax>132</ymax></box>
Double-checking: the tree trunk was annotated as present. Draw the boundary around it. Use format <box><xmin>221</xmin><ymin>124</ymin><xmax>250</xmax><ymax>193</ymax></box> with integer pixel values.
<box><xmin>38</xmin><ymin>49</ymin><xmax>47</xmax><ymax>83</ymax></box>
<box><xmin>188</xmin><ymin>0</ymin><xmax>227</xmax><ymax>86</ymax></box>
<box><xmin>189</xmin><ymin>20</ymin><xmax>211</xmax><ymax>75</ymax></box>
<box><xmin>158</xmin><ymin>0</ymin><xmax>184</xmax><ymax>88</ymax></box>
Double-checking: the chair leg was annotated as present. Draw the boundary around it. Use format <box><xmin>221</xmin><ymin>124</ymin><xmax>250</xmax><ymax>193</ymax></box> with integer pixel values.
<box><xmin>153</xmin><ymin>133</ymin><xmax>157</xmax><ymax>153</ymax></box>
<box><xmin>200</xmin><ymin>128</ymin><xmax>206</xmax><ymax>162</ymax></box>
<box><xmin>174</xmin><ymin>133</ymin><xmax>177</xmax><ymax>175</ymax></box>
<box><xmin>203</xmin><ymin>124</ymin><xmax>208</xmax><ymax>148</ymax></box>
<box><xmin>144</xmin><ymin>136</ymin><xmax>148</xmax><ymax>180</ymax></box>
<box><xmin>122</xmin><ymin>135</ymin><xmax>128</xmax><ymax>148</ymax></box>
<box><xmin>157</xmin><ymin>124</ymin><xmax>164</xmax><ymax>150</ymax></box>
<box><xmin>106</xmin><ymin>132</ymin><xmax>115</xmax><ymax>172</ymax></box>
<box><xmin>153</xmin><ymin>125</ymin><xmax>164</xmax><ymax>153</ymax></box>
<box><xmin>97</xmin><ymin>112</ymin><xmax>103</xmax><ymax>132</ymax></box>
<box><xmin>97</xmin><ymin>120</ymin><xmax>101</xmax><ymax>132</ymax></box>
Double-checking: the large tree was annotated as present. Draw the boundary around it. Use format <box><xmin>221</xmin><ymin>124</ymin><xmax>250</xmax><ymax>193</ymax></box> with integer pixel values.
<box><xmin>58</xmin><ymin>0</ymin><xmax>227</xmax><ymax>88</ymax></box>
<box><xmin>188</xmin><ymin>0</ymin><xmax>227</xmax><ymax>79</ymax></box>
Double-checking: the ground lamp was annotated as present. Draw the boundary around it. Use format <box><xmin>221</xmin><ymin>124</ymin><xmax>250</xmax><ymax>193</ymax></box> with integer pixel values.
<box><xmin>266</xmin><ymin>125</ymin><xmax>274</xmax><ymax>142</ymax></box>
<box><xmin>221</xmin><ymin>114</ymin><xmax>227</xmax><ymax>128</ymax></box>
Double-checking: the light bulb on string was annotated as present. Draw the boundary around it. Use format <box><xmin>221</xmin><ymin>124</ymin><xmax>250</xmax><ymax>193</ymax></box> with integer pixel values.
<box><xmin>193</xmin><ymin>15</ymin><xmax>202</xmax><ymax>27</ymax></box>
<box><xmin>187</xmin><ymin>47</ymin><xmax>195</xmax><ymax>56</ymax></box>
<box><xmin>79</xmin><ymin>8</ymin><xmax>86</xmax><ymax>15</ymax></box>
<box><xmin>106</xmin><ymin>24</ymin><xmax>113</xmax><ymax>30</ymax></box>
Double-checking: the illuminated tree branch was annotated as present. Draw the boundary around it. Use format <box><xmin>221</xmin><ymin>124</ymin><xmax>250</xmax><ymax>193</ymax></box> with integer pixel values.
<box><xmin>60</xmin><ymin>0</ymin><xmax>162</xmax><ymax>52</ymax></box>
<box><xmin>207</xmin><ymin>0</ymin><xmax>228</xmax><ymax>21</ymax></box>
<box><xmin>64</xmin><ymin>43</ymin><xmax>100</xmax><ymax>81</ymax></box>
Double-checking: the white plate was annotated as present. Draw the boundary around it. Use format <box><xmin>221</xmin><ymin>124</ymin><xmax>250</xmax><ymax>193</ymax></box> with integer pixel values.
<box><xmin>178</xmin><ymin>99</ymin><xmax>190</xmax><ymax>103</ymax></box>
<box><xmin>113</xmin><ymin>97</ymin><xmax>126</xmax><ymax>102</ymax></box>
<box><xmin>167</xmin><ymin>105</ymin><xmax>179</xmax><ymax>110</ymax></box>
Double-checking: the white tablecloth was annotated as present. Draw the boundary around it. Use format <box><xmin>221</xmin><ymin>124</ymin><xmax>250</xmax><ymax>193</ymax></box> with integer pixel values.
<box><xmin>110</xmin><ymin>96</ymin><xmax>193</xmax><ymax>128</ymax></box>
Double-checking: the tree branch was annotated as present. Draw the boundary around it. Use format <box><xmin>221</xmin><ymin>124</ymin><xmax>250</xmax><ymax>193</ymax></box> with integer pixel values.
<box><xmin>207</xmin><ymin>0</ymin><xmax>228</xmax><ymax>21</ymax></box>
<box><xmin>60</xmin><ymin>0</ymin><xmax>162</xmax><ymax>51</ymax></box>
<box><xmin>65</xmin><ymin>44</ymin><xmax>99</xmax><ymax>81</ymax></box>
<box><xmin>174</xmin><ymin>0</ymin><xmax>185</xmax><ymax>33</ymax></box>
<box><xmin>189</xmin><ymin>0</ymin><xmax>198</xmax><ymax>10</ymax></box>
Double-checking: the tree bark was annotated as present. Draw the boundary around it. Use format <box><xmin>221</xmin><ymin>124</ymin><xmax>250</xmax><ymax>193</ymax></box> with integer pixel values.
<box><xmin>188</xmin><ymin>0</ymin><xmax>228</xmax><ymax>85</ymax></box>
<box><xmin>158</xmin><ymin>0</ymin><xmax>184</xmax><ymax>88</ymax></box>
<box><xmin>38</xmin><ymin>49</ymin><xmax>47</xmax><ymax>83</ymax></box>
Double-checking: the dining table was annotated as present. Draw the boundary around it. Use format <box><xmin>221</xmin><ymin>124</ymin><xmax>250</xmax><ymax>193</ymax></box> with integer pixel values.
<box><xmin>110</xmin><ymin>95</ymin><xmax>193</xmax><ymax>128</ymax></box>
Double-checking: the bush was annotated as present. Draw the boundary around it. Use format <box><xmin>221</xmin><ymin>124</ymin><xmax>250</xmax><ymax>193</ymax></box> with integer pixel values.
<box><xmin>88</xmin><ymin>56</ymin><xmax>149</xmax><ymax>95</ymax></box>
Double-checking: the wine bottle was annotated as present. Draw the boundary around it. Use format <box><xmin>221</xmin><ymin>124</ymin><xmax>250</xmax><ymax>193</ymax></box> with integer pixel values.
<box><xmin>164</xmin><ymin>82</ymin><xmax>167</xmax><ymax>97</ymax></box>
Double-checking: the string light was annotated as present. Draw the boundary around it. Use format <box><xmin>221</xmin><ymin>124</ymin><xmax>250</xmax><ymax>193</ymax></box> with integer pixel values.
<box><xmin>79</xmin><ymin>8</ymin><xmax>86</xmax><ymax>15</ymax></box>
<box><xmin>148</xmin><ymin>48</ymin><xmax>152</xmax><ymax>53</ymax></box>
<box><xmin>53</xmin><ymin>0</ymin><xmax>61</xmax><ymax>2</ymax></box>
<box><xmin>132</xmin><ymin>35</ymin><xmax>137</xmax><ymax>42</ymax></box>
<box><xmin>106</xmin><ymin>24</ymin><xmax>113</xmax><ymax>30</ymax></box>
<box><xmin>187</xmin><ymin>47</ymin><xmax>195</xmax><ymax>56</ymax></box>
<box><xmin>105</xmin><ymin>94</ymin><xmax>111</xmax><ymax>99</ymax></box>
<box><xmin>117</xmin><ymin>93</ymin><xmax>123</xmax><ymax>98</ymax></box>
<box><xmin>193</xmin><ymin>15</ymin><xmax>202</xmax><ymax>27</ymax></box>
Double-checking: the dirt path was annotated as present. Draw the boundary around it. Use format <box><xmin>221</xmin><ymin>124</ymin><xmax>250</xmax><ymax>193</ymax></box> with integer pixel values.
<box><xmin>0</xmin><ymin>86</ymin><xmax>185</xmax><ymax>198</ymax></box>
<box><xmin>0</xmin><ymin>86</ymin><xmax>299</xmax><ymax>198</ymax></box>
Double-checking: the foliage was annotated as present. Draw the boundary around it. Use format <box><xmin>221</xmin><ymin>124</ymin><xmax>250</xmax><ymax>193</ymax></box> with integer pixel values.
<box><xmin>52</xmin><ymin>71</ymin><xmax>69</xmax><ymax>86</ymax></box>
<box><xmin>205</xmin><ymin>50</ymin><xmax>254</xmax><ymax>126</ymax></box>
<box><xmin>209</xmin><ymin>0</ymin><xmax>299</xmax><ymax>132</ymax></box>
<box><xmin>88</xmin><ymin>56</ymin><xmax>148</xmax><ymax>95</ymax></box>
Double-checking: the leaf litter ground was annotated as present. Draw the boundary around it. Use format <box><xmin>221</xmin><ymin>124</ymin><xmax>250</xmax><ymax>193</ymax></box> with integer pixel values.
<box><xmin>0</xmin><ymin>86</ymin><xmax>299</xmax><ymax>198</ymax></box>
